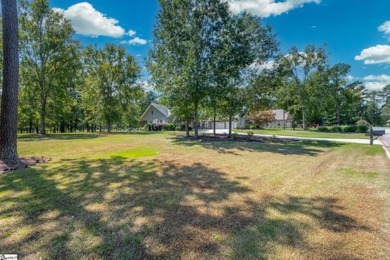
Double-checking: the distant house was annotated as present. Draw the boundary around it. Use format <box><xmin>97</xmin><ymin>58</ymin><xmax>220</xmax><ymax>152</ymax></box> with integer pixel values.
<box><xmin>139</xmin><ymin>103</ymin><xmax>239</xmax><ymax>129</ymax></box>
<box><xmin>266</xmin><ymin>109</ymin><xmax>292</xmax><ymax>128</ymax></box>
<box><xmin>386</xmin><ymin>119</ymin><xmax>390</xmax><ymax>127</ymax></box>
<box><xmin>200</xmin><ymin>118</ymin><xmax>240</xmax><ymax>130</ymax></box>
<box><xmin>139</xmin><ymin>103</ymin><xmax>172</xmax><ymax>125</ymax></box>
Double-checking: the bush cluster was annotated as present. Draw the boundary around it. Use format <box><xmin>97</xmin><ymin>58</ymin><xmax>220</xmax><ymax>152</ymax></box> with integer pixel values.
<box><xmin>247</xmin><ymin>130</ymin><xmax>254</xmax><ymax>136</ymax></box>
<box><xmin>144</xmin><ymin>123</ymin><xmax>177</xmax><ymax>131</ymax></box>
<box><xmin>317</xmin><ymin>125</ymin><xmax>368</xmax><ymax>133</ymax></box>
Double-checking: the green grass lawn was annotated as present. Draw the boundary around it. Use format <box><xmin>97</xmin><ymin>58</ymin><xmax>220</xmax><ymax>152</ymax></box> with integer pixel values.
<box><xmin>1</xmin><ymin>132</ymin><xmax>389</xmax><ymax>259</ymax></box>
<box><xmin>237</xmin><ymin>128</ymin><xmax>369</xmax><ymax>139</ymax></box>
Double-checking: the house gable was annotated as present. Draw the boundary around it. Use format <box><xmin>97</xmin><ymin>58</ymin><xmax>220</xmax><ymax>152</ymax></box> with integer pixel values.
<box><xmin>140</xmin><ymin>103</ymin><xmax>170</xmax><ymax>124</ymax></box>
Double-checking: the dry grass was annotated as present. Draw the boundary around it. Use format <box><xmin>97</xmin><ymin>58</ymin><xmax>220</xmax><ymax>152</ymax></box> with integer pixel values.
<box><xmin>0</xmin><ymin>132</ymin><xmax>389</xmax><ymax>259</ymax></box>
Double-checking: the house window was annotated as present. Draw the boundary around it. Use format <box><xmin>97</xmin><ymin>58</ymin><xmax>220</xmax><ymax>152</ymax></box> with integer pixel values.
<box><xmin>151</xmin><ymin>110</ymin><xmax>153</xmax><ymax>115</ymax></box>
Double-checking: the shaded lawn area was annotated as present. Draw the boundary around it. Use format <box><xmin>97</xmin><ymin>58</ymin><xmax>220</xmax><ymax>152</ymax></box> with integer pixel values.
<box><xmin>1</xmin><ymin>133</ymin><xmax>389</xmax><ymax>259</ymax></box>
<box><xmin>237</xmin><ymin>128</ymin><xmax>369</xmax><ymax>139</ymax></box>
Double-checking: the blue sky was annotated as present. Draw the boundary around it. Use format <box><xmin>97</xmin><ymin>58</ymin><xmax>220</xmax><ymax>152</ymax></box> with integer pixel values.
<box><xmin>50</xmin><ymin>0</ymin><xmax>390</xmax><ymax>90</ymax></box>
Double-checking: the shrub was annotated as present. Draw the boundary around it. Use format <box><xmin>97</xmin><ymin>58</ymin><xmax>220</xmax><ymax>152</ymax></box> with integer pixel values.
<box><xmin>317</xmin><ymin>126</ymin><xmax>329</xmax><ymax>132</ymax></box>
<box><xmin>231</xmin><ymin>132</ymin><xmax>239</xmax><ymax>139</ymax></box>
<box><xmin>143</xmin><ymin>124</ymin><xmax>150</xmax><ymax>131</ymax></box>
<box><xmin>329</xmin><ymin>126</ymin><xmax>342</xmax><ymax>132</ymax></box>
<box><xmin>164</xmin><ymin>123</ymin><xmax>176</xmax><ymax>131</ymax></box>
<box><xmin>356</xmin><ymin>119</ymin><xmax>370</xmax><ymax>126</ymax></box>
<box><xmin>249</xmin><ymin>125</ymin><xmax>256</xmax><ymax>130</ymax></box>
<box><xmin>175</xmin><ymin>126</ymin><xmax>181</xmax><ymax>131</ymax></box>
<box><xmin>342</xmin><ymin>125</ymin><xmax>357</xmax><ymax>133</ymax></box>
<box><xmin>247</xmin><ymin>130</ymin><xmax>254</xmax><ymax>136</ymax></box>
<box><xmin>356</xmin><ymin>125</ymin><xmax>369</xmax><ymax>133</ymax></box>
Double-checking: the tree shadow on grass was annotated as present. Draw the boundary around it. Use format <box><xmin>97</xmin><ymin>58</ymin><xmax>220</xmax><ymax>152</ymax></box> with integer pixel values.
<box><xmin>170</xmin><ymin>135</ymin><xmax>344</xmax><ymax>156</ymax></box>
<box><xmin>0</xmin><ymin>157</ymin><xmax>370</xmax><ymax>259</ymax></box>
<box><xmin>17</xmin><ymin>131</ymin><xmax>166</xmax><ymax>142</ymax></box>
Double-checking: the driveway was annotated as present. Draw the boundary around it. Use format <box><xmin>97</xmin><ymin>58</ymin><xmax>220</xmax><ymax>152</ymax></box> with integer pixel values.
<box><xmin>200</xmin><ymin>129</ymin><xmax>382</xmax><ymax>145</ymax></box>
<box><xmin>376</xmin><ymin>128</ymin><xmax>390</xmax><ymax>158</ymax></box>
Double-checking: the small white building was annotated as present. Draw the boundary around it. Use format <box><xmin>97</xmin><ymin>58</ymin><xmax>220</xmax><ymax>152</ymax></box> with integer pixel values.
<box><xmin>265</xmin><ymin>109</ymin><xmax>292</xmax><ymax>128</ymax></box>
<box><xmin>139</xmin><ymin>103</ymin><xmax>172</xmax><ymax>125</ymax></box>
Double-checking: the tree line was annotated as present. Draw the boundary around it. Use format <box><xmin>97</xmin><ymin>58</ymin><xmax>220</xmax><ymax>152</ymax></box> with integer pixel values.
<box><xmin>6</xmin><ymin>0</ymin><xmax>153</xmax><ymax>135</ymax></box>
<box><xmin>148</xmin><ymin>0</ymin><xmax>390</xmax><ymax>137</ymax></box>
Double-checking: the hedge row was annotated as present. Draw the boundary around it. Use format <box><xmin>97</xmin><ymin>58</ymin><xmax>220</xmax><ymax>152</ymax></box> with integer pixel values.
<box><xmin>317</xmin><ymin>125</ymin><xmax>368</xmax><ymax>133</ymax></box>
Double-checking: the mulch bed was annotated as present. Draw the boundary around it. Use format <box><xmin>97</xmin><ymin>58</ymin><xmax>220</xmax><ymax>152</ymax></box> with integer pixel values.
<box><xmin>0</xmin><ymin>157</ymin><xmax>51</xmax><ymax>174</ymax></box>
<box><xmin>181</xmin><ymin>134</ymin><xmax>298</xmax><ymax>143</ymax></box>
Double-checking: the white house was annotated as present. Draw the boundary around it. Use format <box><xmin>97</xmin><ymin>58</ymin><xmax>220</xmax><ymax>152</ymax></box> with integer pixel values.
<box><xmin>265</xmin><ymin>109</ymin><xmax>292</xmax><ymax>128</ymax></box>
<box><xmin>139</xmin><ymin>103</ymin><xmax>172</xmax><ymax>125</ymax></box>
<box><xmin>139</xmin><ymin>103</ymin><xmax>239</xmax><ymax>129</ymax></box>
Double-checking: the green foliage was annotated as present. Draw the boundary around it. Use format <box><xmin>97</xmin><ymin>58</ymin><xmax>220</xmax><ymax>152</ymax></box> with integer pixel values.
<box><xmin>247</xmin><ymin>131</ymin><xmax>254</xmax><ymax>136</ymax></box>
<box><xmin>231</xmin><ymin>132</ymin><xmax>239</xmax><ymax>139</ymax></box>
<box><xmin>164</xmin><ymin>123</ymin><xmax>176</xmax><ymax>131</ymax></box>
<box><xmin>317</xmin><ymin>125</ymin><xmax>367</xmax><ymax>133</ymax></box>
<box><xmin>356</xmin><ymin>125</ymin><xmax>368</xmax><ymax>133</ymax></box>
<box><xmin>276</xmin><ymin>45</ymin><xmax>327</xmax><ymax>129</ymax></box>
<box><xmin>342</xmin><ymin>125</ymin><xmax>357</xmax><ymax>133</ymax></box>
<box><xmin>82</xmin><ymin>44</ymin><xmax>141</xmax><ymax>132</ymax></box>
<box><xmin>356</xmin><ymin>119</ymin><xmax>370</xmax><ymax>126</ymax></box>
<box><xmin>329</xmin><ymin>126</ymin><xmax>342</xmax><ymax>132</ymax></box>
<box><xmin>19</xmin><ymin>0</ymin><xmax>81</xmax><ymax>134</ymax></box>
<box><xmin>149</xmin><ymin>0</ymin><xmax>277</xmax><ymax>137</ymax></box>
<box><xmin>317</xmin><ymin>126</ymin><xmax>329</xmax><ymax>132</ymax></box>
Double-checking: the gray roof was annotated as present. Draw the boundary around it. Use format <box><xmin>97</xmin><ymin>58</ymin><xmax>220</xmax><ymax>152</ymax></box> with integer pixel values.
<box><xmin>140</xmin><ymin>103</ymin><xmax>171</xmax><ymax>122</ymax></box>
<box><xmin>272</xmin><ymin>109</ymin><xmax>290</xmax><ymax>121</ymax></box>
<box><xmin>152</xmin><ymin>103</ymin><xmax>170</xmax><ymax>118</ymax></box>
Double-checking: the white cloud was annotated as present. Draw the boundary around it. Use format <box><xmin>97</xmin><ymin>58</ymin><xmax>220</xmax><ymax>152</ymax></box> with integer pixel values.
<box><xmin>249</xmin><ymin>60</ymin><xmax>275</xmax><ymax>71</ymax></box>
<box><xmin>345</xmin><ymin>75</ymin><xmax>354</xmax><ymax>82</ymax></box>
<box><xmin>365</xmin><ymin>82</ymin><xmax>388</xmax><ymax>91</ymax></box>
<box><xmin>363</xmin><ymin>75</ymin><xmax>390</xmax><ymax>82</ymax></box>
<box><xmin>363</xmin><ymin>74</ymin><xmax>390</xmax><ymax>90</ymax></box>
<box><xmin>379</xmin><ymin>21</ymin><xmax>390</xmax><ymax>35</ymax></box>
<box><xmin>55</xmin><ymin>2</ymin><xmax>126</xmax><ymax>38</ymax></box>
<box><xmin>128</xmin><ymin>30</ymin><xmax>137</xmax><ymax>36</ymax></box>
<box><xmin>138</xmin><ymin>81</ymin><xmax>155</xmax><ymax>92</ymax></box>
<box><xmin>122</xmin><ymin>37</ymin><xmax>148</xmax><ymax>46</ymax></box>
<box><xmin>355</xmin><ymin>45</ymin><xmax>390</xmax><ymax>64</ymax></box>
<box><xmin>225</xmin><ymin>0</ymin><xmax>321</xmax><ymax>18</ymax></box>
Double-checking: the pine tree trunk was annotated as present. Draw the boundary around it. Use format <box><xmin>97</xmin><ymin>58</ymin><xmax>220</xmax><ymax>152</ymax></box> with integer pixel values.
<box><xmin>40</xmin><ymin>102</ymin><xmax>46</xmax><ymax>135</ymax></box>
<box><xmin>0</xmin><ymin>0</ymin><xmax>19</xmax><ymax>159</ymax></box>
<box><xmin>194</xmin><ymin>102</ymin><xmax>199</xmax><ymax>138</ymax></box>
<box><xmin>185</xmin><ymin>119</ymin><xmax>190</xmax><ymax>137</ymax></box>
<box><xmin>228</xmin><ymin>114</ymin><xmax>232</xmax><ymax>138</ymax></box>
<box><xmin>29</xmin><ymin>119</ymin><xmax>33</xmax><ymax>133</ymax></box>
<box><xmin>213</xmin><ymin>106</ymin><xmax>216</xmax><ymax>136</ymax></box>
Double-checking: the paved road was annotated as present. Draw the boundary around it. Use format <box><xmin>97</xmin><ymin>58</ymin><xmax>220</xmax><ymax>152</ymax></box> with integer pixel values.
<box><xmin>200</xmin><ymin>129</ymin><xmax>382</xmax><ymax>145</ymax></box>
<box><xmin>377</xmin><ymin>128</ymin><xmax>390</xmax><ymax>158</ymax></box>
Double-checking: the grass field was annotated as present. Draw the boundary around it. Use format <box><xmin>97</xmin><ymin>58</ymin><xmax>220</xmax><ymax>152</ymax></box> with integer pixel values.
<box><xmin>236</xmin><ymin>128</ymin><xmax>369</xmax><ymax>139</ymax></box>
<box><xmin>1</xmin><ymin>132</ymin><xmax>389</xmax><ymax>259</ymax></box>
